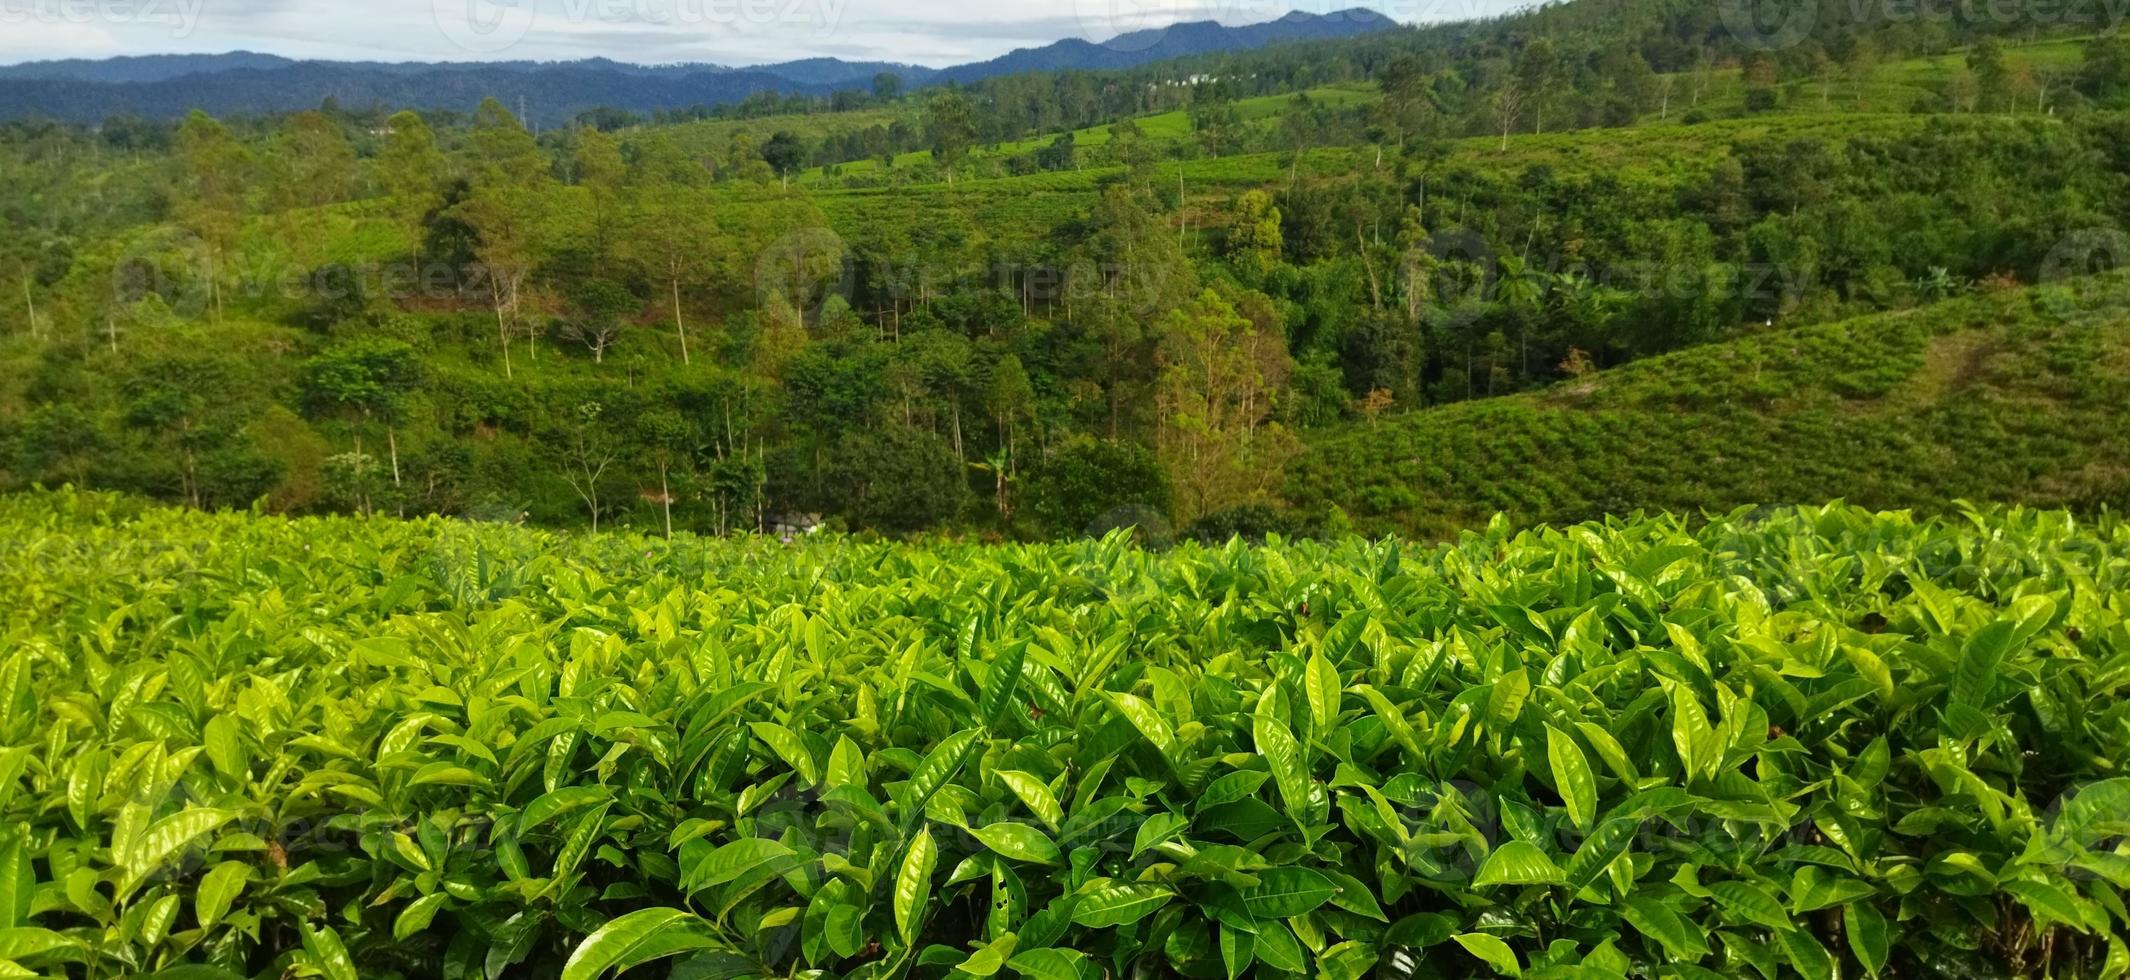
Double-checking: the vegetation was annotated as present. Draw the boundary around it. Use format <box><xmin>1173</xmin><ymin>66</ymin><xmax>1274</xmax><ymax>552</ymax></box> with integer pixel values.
<box><xmin>11</xmin><ymin>0</ymin><xmax>2130</xmax><ymax>542</ymax></box>
<box><xmin>1291</xmin><ymin>272</ymin><xmax>2130</xmax><ymax>538</ymax></box>
<box><xmin>0</xmin><ymin>492</ymin><xmax>2124</xmax><ymax>977</ymax></box>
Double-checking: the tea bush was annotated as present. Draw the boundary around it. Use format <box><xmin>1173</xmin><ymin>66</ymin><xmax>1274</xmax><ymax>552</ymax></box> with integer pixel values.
<box><xmin>0</xmin><ymin>493</ymin><xmax>2124</xmax><ymax>978</ymax></box>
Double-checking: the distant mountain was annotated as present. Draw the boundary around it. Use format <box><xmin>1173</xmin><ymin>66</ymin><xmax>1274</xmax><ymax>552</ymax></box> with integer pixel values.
<box><xmin>0</xmin><ymin>51</ymin><xmax>297</xmax><ymax>84</ymax></box>
<box><xmin>936</xmin><ymin>9</ymin><xmax>1397</xmax><ymax>83</ymax></box>
<box><xmin>0</xmin><ymin>9</ymin><xmax>1392</xmax><ymax>124</ymax></box>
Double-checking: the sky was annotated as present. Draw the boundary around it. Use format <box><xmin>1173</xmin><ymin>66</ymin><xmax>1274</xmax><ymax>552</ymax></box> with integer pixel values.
<box><xmin>0</xmin><ymin>0</ymin><xmax>1522</xmax><ymax>68</ymax></box>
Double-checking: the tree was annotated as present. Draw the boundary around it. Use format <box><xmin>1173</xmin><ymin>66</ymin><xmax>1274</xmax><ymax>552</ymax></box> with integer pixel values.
<box><xmin>626</xmin><ymin>133</ymin><xmax>717</xmax><ymax>365</ymax></box>
<box><xmin>562</xmin><ymin>277</ymin><xmax>635</xmax><ymax>363</ymax></box>
<box><xmin>122</xmin><ymin>351</ymin><xmax>249</xmax><ymax>508</ymax></box>
<box><xmin>1969</xmin><ymin>37</ymin><xmax>2011</xmax><ymax>112</ymax></box>
<box><xmin>1516</xmin><ymin>39</ymin><xmax>1560</xmax><ymax>136</ymax></box>
<box><xmin>1226</xmin><ymin>190</ymin><xmax>1285</xmax><ymax>279</ymax></box>
<box><xmin>574</xmin><ymin>128</ymin><xmax>627</xmax><ymax>271</ymax></box>
<box><xmin>985</xmin><ymin>354</ymin><xmax>1035</xmax><ymax>516</ymax></box>
<box><xmin>552</xmin><ymin>398</ymin><xmax>624</xmax><ymax>532</ymax></box>
<box><xmin>0</xmin><ymin>234</ymin><xmax>49</xmax><ymax>339</ymax></box>
<box><xmin>751</xmin><ymin>294</ymin><xmax>811</xmax><ymax>384</ymax></box>
<box><xmin>15</xmin><ymin>404</ymin><xmax>104</xmax><ymax>487</ymax></box>
<box><xmin>298</xmin><ymin>337</ymin><xmax>421</xmax><ymax>514</ymax></box>
<box><xmin>987</xmin><ymin>354</ymin><xmax>1035</xmax><ymax>458</ymax></box>
<box><xmin>1022</xmin><ymin>438</ymin><xmax>1171</xmax><ymax>538</ymax></box>
<box><xmin>872</xmin><ymin>72</ymin><xmax>903</xmax><ymax>102</ymax></box>
<box><xmin>826</xmin><ymin>424</ymin><xmax>970</xmax><ymax>532</ymax></box>
<box><xmin>1035</xmin><ymin>131</ymin><xmax>1077</xmax><ymax>172</ymax></box>
<box><xmin>1153</xmin><ymin>287</ymin><xmax>1302</xmax><ymax>524</ymax></box>
<box><xmin>1374</xmin><ymin>54</ymin><xmax>1435</xmax><ymax>156</ymax></box>
<box><xmin>457</xmin><ymin>98</ymin><xmax>551</xmax><ymax>378</ymax></box>
<box><xmin>761</xmin><ymin>131</ymin><xmax>806</xmax><ymax>188</ymax></box>
<box><xmin>2083</xmin><ymin>33</ymin><xmax>2130</xmax><ymax>107</ymax></box>
<box><xmin>1492</xmin><ymin>81</ymin><xmax>1532</xmax><ymax>151</ymax></box>
<box><xmin>174</xmin><ymin>110</ymin><xmax>253</xmax><ymax>323</ymax></box>
<box><xmin>267</xmin><ymin>112</ymin><xmax>357</xmax><ymax>257</ymax></box>
<box><xmin>380</xmin><ymin>110</ymin><xmax>446</xmax><ymax>268</ymax></box>
<box><xmin>634</xmin><ymin>406</ymin><xmax>693</xmax><ymax>537</ymax></box>
<box><xmin>925</xmin><ymin>91</ymin><xmax>978</xmax><ymax>182</ymax></box>
<box><xmin>1077</xmin><ymin>182</ymin><xmax>1197</xmax><ymax>436</ymax></box>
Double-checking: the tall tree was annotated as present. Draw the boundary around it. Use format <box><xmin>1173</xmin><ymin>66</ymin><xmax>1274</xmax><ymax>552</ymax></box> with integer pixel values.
<box><xmin>1226</xmin><ymin>190</ymin><xmax>1285</xmax><ymax>280</ymax></box>
<box><xmin>379</xmin><ymin>110</ymin><xmax>446</xmax><ymax>268</ymax></box>
<box><xmin>456</xmin><ymin>98</ymin><xmax>551</xmax><ymax>377</ymax></box>
<box><xmin>297</xmin><ymin>337</ymin><xmax>421</xmax><ymax>514</ymax></box>
<box><xmin>1516</xmin><ymin>39</ymin><xmax>1561</xmax><ymax>135</ymax></box>
<box><xmin>626</xmin><ymin>133</ymin><xmax>717</xmax><ymax>365</ymax></box>
<box><xmin>925</xmin><ymin>91</ymin><xmax>978</xmax><ymax>183</ymax></box>
<box><xmin>761</xmin><ymin>131</ymin><xmax>806</xmax><ymax>188</ymax></box>
<box><xmin>1153</xmin><ymin>287</ymin><xmax>1301</xmax><ymax>524</ymax></box>
<box><xmin>573</xmin><ymin>128</ymin><xmax>627</xmax><ymax>272</ymax></box>
<box><xmin>174</xmin><ymin>111</ymin><xmax>253</xmax><ymax>323</ymax></box>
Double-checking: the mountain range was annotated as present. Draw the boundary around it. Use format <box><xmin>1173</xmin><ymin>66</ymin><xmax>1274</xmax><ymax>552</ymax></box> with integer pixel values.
<box><xmin>0</xmin><ymin>8</ymin><xmax>1396</xmax><ymax>125</ymax></box>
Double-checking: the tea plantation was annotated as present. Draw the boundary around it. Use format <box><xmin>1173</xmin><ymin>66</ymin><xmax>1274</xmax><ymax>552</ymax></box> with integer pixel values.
<box><xmin>0</xmin><ymin>492</ymin><xmax>2124</xmax><ymax>977</ymax></box>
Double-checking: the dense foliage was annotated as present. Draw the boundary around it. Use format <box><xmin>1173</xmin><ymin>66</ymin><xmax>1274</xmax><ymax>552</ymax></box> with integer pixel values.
<box><xmin>0</xmin><ymin>492</ymin><xmax>2125</xmax><ymax>977</ymax></box>
<box><xmin>1291</xmin><ymin>270</ymin><xmax>2130</xmax><ymax>538</ymax></box>
<box><xmin>10</xmin><ymin>0</ymin><xmax>2130</xmax><ymax>538</ymax></box>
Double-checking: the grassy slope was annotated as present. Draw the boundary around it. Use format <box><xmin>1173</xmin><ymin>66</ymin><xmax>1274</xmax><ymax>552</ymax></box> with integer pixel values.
<box><xmin>801</xmin><ymin>84</ymin><xmax>1380</xmax><ymax>183</ymax></box>
<box><xmin>1288</xmin><ymin>274</ymin><xmax>2130</xmax><ymax>538</ymax></box>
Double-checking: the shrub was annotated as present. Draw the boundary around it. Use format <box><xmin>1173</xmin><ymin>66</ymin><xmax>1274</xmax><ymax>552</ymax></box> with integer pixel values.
<box><xmin>1022</xmin><ymin>437</ymin><xmax>1172</xmax><ymax>538</ymax></box>
<box><xmin>0</xmin><ymin>496</ymin><xmax>2121</xmax><ymax>977</ymax></box>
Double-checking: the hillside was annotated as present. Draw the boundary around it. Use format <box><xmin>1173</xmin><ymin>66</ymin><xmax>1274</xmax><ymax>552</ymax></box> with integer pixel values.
<box><xmin>1289</xmin><ymin>274</ymin><xmax>2130</xmax><ymax>537</ymax></box>
<box><xmin>8</xmin><ymin>6</ymin><xmax>2130</xmax><ymax>542</ymax></box>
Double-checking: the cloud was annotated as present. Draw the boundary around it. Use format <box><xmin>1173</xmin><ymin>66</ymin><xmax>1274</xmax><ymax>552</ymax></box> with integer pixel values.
<box><xmin>0</xmin><ymin>0</ymin><xmax>1528</xmax><ymax>68</ymax></box>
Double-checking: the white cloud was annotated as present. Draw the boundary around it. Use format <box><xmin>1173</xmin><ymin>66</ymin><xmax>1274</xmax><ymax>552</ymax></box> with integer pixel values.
<box><xmin>0</xmin><ymin>0</ymin><xmax>1525</xmax><ymax>67</ymax></box>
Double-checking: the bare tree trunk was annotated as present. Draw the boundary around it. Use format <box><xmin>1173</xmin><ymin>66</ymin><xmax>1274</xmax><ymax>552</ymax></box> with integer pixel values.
<box><xmin>671</xmin><ymin>276</ymin><xmax>691</xmax><ymax>365</ymax></box>
<box><xmin>491</xmin><ymin>278</ymin><xmax>514</xmax><ymax>380</ymax></box>
<box><xmin>21</xmin><ymin>275</ymin><xmax>37</xmax><ymax>340</ymax></box>
<box><xmin>208</xmin><ymin>248</ymin><xmax>224</xmax><ymax>324</ymax></box>
<box><xmin>661</xmin><ymin>465</ymin><xmax>673</xmax><ymax>538</ymax></box>
<box><xmin>353</xmin><ymin>429</ymin><xmax>372</xmax><ymax>516</ymax></box>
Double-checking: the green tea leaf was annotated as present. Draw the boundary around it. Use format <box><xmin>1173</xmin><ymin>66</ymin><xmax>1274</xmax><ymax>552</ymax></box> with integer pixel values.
<box><xmin>971</xmin><ymin>823</ymin><xmax>1062</xmax><ymax>865</ymax></box>
<box><xmin>896</xmin><ymin>828</ymin><xmax>939</xmax><ymax>946</ymax></box>
<box><xmin>1473</xmin><ymin>841</ymin><xmax>1564</xmax><ymax>888</ymax></box>
<box><xmin>1844</xmin><ymin>902</ymin><xmax>1889</xmax><ymax>976</ymax></box>
<box><xmin>1623</xmin><ymin>897</ymin><xmax>1710</xmax><ymax>960</ymax></box>
<box><xmin>560</xmin><ymin>908</ymin><xmax>722</xmax><ymax>980</ymax></box>
<box><xmin>1238</xmin><ymin>867</ymin><xmax>1338</xmax><ymax>917</ymax></box>
<box><xmin>1452</xmin><ymin>933</ymin><xmax>1522</xmax><ymax>976</ymax></box>
<box><xmin>1068</xmin><ymin>881</ymin><xmax>1173</xmax><ymax>928</ymax></box>
<box><xmin>1546</xmin><ymin>725</ymin><xmax>1596</xmax><ymax>830</ymax></box>
<box><xmin>195</xmin><ymin>861</ymin><xmax>248</xmax><ymax>929</ymax></box>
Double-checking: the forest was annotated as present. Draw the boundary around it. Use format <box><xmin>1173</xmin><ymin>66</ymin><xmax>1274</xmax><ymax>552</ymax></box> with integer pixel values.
<box><xmin>7</xmin><ymin>0</ymin><xmax>2130</xmax><ymax>537</ymax></box>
